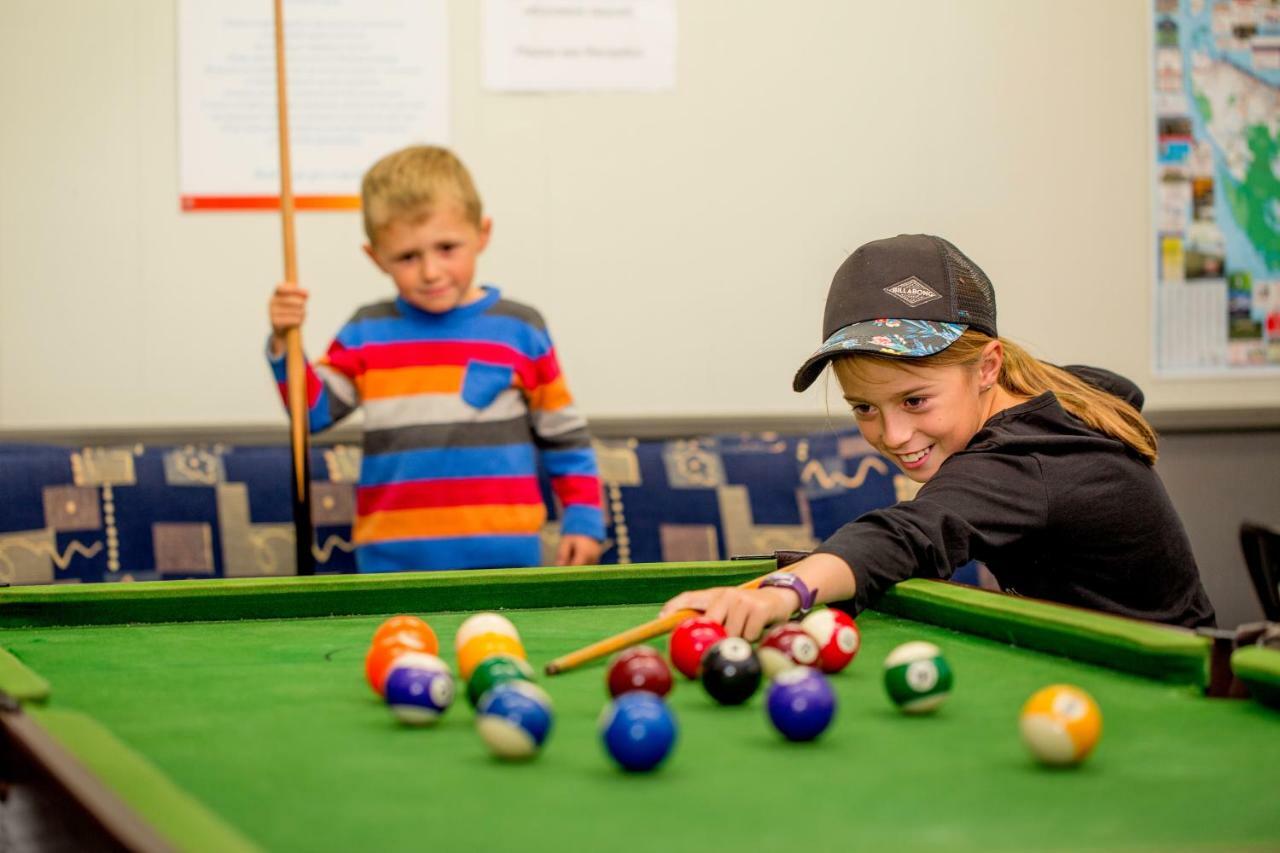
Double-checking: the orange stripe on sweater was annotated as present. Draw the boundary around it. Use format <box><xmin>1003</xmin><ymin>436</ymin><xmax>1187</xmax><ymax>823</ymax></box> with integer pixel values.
<box><xmin>359</xmin><ymin>365</ymin><xmax>465</xmax><ymax>400</ymax></box>
<box><xmin>354</xmin><ymin>504</ymin><xmax>546</xmax><ymax>543</ymax></box>
<box><xmin>526</xmin><ymin>375</ymin><xmax>573</xmax><ymax>412</ymax></box>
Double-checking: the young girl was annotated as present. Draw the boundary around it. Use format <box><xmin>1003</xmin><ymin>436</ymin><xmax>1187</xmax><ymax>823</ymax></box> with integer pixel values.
<box><xmin>662</xmin><ymin>234</ymin><xmax>1215</xmax><ymax>636</ymax></box>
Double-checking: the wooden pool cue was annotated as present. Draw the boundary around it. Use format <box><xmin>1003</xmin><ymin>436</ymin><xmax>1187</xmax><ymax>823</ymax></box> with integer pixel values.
<box><xmin>543</xmin><ymin>574</ymin><xmax>770</xmax><ymax>676</ymax></box>
<box><xmin>273</xmin><ymin>0</ymin><xmax>314</xmax><ymax>575</ymax></box>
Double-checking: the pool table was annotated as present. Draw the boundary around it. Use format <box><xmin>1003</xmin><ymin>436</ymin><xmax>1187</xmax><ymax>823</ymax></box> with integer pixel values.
<box><xmin>0</xmin><ymin>559</ymin><xmax>1277</xmax><ymax>852</ymax></box>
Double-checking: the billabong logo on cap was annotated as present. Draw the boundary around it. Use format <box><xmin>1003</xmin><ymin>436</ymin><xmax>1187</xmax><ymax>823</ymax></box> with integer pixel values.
<box><xmin>884</xmin><ymin>276</ymin><xmax>942</xmax><ymax>307</ymax></box>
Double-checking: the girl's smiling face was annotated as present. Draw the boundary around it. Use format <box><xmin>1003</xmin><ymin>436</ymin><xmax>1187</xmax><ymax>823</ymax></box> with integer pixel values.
<box><xmin>834</xmin><ymin>341</ymin><xmax>1004</xmax><ymax>483</ymax></box>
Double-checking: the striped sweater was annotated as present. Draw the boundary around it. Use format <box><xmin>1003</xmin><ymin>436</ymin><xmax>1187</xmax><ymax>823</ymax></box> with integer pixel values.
<box><xmin>269</xmin><ymin>286</ymin><xmax>604</xmax><ymax>572</ymax></box>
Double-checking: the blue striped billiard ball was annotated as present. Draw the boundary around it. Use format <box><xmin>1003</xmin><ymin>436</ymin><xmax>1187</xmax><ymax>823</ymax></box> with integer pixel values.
<box><xmin>476</xmin><ymin>681</ymin><xmax>553</xmax><ymax>760</ymax></box>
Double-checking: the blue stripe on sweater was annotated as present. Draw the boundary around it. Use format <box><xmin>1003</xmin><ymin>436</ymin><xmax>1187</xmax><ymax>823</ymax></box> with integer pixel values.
<box><xmin>359</xmin><ymin>444</ymin><xmax>538</xmax><ymax>486</ymax></box>
<box><xmin>540</xmin><ymin>447</ymin><xmax>599</xmax><ymax>477</ymax></box>
<box><xmin>337</xmin><ymin>315</ymin><xmax>552</xmax><ymax>358</ymax></box>
<box><xmin>357</xmin><ymin>536</ymin><xmax>543</xmax><ymax>572</ymax></box>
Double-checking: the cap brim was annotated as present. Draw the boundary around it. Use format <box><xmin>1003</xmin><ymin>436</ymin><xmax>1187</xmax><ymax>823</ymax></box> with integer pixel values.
<box><xmin>792</xmin><ymin>319</ymin><xmax>967</xmax><ymax>392</ymax></box>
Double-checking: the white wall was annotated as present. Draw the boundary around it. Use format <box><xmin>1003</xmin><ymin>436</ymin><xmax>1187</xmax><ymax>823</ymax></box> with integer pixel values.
<box><xmin>2</xmin><ymin>0</ymin><xmax>1275</xmax><ymax>431</ymax></box>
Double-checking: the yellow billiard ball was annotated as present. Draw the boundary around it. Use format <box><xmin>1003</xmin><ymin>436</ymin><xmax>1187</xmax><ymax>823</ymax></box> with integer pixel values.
<box><xmin>1019</xmin><ymin>684</ymin><xmax>1102</xmax><ymax>766</ymax></box>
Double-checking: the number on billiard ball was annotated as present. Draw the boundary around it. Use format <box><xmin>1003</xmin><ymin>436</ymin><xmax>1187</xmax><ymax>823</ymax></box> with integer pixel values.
<box><xmin>699</xmin><ymin>638</ymin><xmax>762</xmax><ymax>705</ymax></box>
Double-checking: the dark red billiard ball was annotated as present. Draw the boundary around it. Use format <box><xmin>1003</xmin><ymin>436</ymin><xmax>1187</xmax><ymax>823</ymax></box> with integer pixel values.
<box><xmin>699</xmin><ymin>638</ymin><xmax>762</xmax><ymax>705</ymax></box>
<box><xmin>758</xmin><ymin>622</ymin><xmax>821</xmax><ymax>678</ymax></box>
<box><xmin>607</xmin><ymin>646</ymin><xmax>673</xmax><ymax>698</ymax></box>
<box><xmin>669</xmin><ymin>617</ymin><xmax>729</xmax><ymax>680</ymax></box>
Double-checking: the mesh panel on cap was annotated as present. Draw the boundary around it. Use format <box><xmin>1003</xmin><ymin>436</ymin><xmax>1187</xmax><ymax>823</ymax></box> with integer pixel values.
<box><xmin>936</xmin><ymin>237</ymin><xmax>997</xmax><ymax>336</ymax></box>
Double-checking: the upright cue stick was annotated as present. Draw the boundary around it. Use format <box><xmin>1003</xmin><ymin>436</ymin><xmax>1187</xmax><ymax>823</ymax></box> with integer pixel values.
<box><xmin>543</xmin><ymin>575</ymin><xmax>770</xmax><ymax>676</ymax></box>
<box><xmin>273</xmin><ymin>0</ymin><xmax>314</xmax><ymax>575</ymax></box>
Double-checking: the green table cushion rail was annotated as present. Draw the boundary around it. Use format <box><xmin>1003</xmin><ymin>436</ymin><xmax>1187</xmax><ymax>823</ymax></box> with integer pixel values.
<box><xmin>26</xmin><ymin>706</ymin><xmax>258</xmax><ymax>852</ymax></box>
<box><xmin>0</xmin><ymin>560</ymin><xmax>773</xmax><ymax>628</ymax></box>
<box><xmin>0</xmin><ymin>645</ymin><xmax>50</xmax><ymax>702</ymax></box>
<box><xmin>878</xmin><ymin>580</ymin><xmax>1212</xmax><ymax>688</ymax></box>
<box><xmin>1232</xmin><ymin>645</ymin><xmax>1280</xmax><ymax>710</ymax></box>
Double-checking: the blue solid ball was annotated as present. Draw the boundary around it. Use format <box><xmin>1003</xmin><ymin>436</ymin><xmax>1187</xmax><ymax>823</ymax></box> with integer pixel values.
<box><xmin>600</xmin><ymin>691</ymin><xmax>677</xmax><ymax>772</ymax></box>
<box><xmin>384</xmin><ymin>666</ymin><xmax>455</xmax><ymax>726</ymax></box>
<box><xmin>766</xmin><ymin>667</ymin><xmax>836</xmax><ymax>742</ymax></box>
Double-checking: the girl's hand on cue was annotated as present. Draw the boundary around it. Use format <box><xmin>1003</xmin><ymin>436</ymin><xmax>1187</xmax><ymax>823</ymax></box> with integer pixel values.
<box><xmin>660</xmin><ymin>586</ymin><xmax>798</xmax><ymax>641</ymax></box>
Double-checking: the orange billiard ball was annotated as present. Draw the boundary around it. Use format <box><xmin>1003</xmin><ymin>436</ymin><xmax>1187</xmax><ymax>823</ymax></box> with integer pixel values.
<box><xmin>365</xmin><ymin>630</ymin><xmax>438</xmax><ymax>697</ymax></box>
<box><xmin>371</xmin><ymin>615</ymin><xmax>438</xmax><ymax>652</ymax></box>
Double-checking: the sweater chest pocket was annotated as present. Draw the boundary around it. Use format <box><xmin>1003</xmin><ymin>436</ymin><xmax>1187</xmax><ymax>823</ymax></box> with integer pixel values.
<box><xmin>461</xmin><ymin>361</ymin><xmax>515</xmax><ymax>409</ymax></box>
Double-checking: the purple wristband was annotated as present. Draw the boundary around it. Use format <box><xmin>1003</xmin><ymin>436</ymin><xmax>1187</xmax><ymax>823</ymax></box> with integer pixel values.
<box><xmin>758</xmin><ymin>572</ymin><xmax>818</xmax><ymax>618</ymax></box>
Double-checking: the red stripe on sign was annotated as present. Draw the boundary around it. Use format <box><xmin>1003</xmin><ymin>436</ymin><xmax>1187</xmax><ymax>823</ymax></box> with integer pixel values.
<box><xmin>357</xmin><ymin>476</ymin><xmax>544</xmax><ymax>515</ymax></box>
<box><xmin>552</xmin><ymin>475</ymin><xmax>602</xmax><ymax>507</ymax></box>
<box><xmin>180</xmin><ymin>195</ymin><xmax>361</xmax><ymax>211</ymax></box>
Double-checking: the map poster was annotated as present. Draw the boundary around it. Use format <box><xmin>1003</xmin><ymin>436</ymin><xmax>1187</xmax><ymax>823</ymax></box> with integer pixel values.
<box><xmin>1152</xmin><ymin>0</ymin><xmax>1280</xmax><ymax>374</ymax></box>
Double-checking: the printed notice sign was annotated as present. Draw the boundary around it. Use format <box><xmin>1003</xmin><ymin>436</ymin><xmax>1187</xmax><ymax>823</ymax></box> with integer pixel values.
<box><xmin>483</xmin><ymin>0</ymin><xmax>676</xmax><ymax>92</ymax></box>
<box><xmin>178</xmin><ymin>0</ymin><xmax>449</xmax><ymax>211</ymax></box>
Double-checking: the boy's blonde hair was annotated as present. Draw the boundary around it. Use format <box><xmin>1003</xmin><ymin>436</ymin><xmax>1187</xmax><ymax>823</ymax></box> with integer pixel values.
<box><xmin>361</xmin><ymin>146</ymin><xmax>483</xmax><ymax>240</ymax></box>
<box><xmin>833</xmin><ymin>331</ymin><xmax>1159</xmax><ymax>464</ymax></box>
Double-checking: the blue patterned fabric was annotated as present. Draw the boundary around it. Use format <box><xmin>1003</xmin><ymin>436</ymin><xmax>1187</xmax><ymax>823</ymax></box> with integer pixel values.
<box><xmin>0</xmin><ymin>429</ymin><xmax>914</xmax><ymax>584</ymax></box>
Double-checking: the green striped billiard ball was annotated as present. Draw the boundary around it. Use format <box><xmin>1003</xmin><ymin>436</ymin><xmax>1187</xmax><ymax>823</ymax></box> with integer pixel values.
<box><xmin>883</xmin><ymin>641</ymin><xmax>953</xmax><ymax>714</ymax></box>
<box><xmin>467</xmin><ymin>655</ymin><xmax>535</xmax><ymax>708</ymax></box>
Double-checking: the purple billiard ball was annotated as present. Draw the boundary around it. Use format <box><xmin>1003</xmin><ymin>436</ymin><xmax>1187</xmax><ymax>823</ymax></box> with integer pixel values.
<box><xmin>766</xmin><ymin>667</ymin><xmax>836</xmax><ymax>742</ymax></box>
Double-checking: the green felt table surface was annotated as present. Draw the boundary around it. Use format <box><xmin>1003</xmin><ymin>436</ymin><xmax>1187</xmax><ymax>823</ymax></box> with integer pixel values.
<box><xmin>4</xmin><ymin>601</ymin><xmax>1279</xmax><ymax>853</ymax></box>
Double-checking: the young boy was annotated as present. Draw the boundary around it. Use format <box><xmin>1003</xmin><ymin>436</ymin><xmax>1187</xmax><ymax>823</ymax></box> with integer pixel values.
<box><xmin>663</xmin><ymin>234</ymin><xmax>1215</xmax><ymax>634</ymax></box>
<box><xmin>267</xmin><ymin>146</ymin><xmax>604</xmax><ymax>572</ymax></box>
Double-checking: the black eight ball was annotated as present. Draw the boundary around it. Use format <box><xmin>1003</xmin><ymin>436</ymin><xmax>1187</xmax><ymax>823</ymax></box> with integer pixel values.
<box><xmin>700</xmin><ymin>638</ymin><xmax>762</xmax><ymax>705</ymax></box>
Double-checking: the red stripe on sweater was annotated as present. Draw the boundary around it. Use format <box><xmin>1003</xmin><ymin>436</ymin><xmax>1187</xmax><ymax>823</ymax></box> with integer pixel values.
<box><xmin>274</xmin><ymin>365</ymin><xmax>323</xmax><ymax>408</ymax></box>
<box><xmin>307</xmin><ymin>365</ymin><xmax>323</xmax><ymax>406</ymax></box>
<box><xmin>323</xmin><ymin>340</ymin><xmax>362</xmax><ymax>380</ymax></box>
<box><xmin>361</xmin><ymin>341</ymin><xmax>524</xmax><ymax>370</ymax></box>
<box><xmin>357</xmin><ymin>476</ymin><xmax>544</xmax><ymax>515</ymax></box>
<box><xmin>531</xmin><ymin>350</ymin><xmax>562</xmax><ymax>386</ymax></box>
<box><xmin>356</xmin><ymin>341</ymin><xmax>541</xmax><ymax>389</ymax></box>
<box><xmin>552</xmin><ymin>475</ymin><xmax>602</xmax><ymax>507</ymax></box>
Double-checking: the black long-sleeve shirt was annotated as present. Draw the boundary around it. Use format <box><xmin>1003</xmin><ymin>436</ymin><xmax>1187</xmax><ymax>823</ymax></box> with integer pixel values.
<box><xmin>817</xmin><ymin>367</ymin><xmax>1216</xmax><ymax>628</ymax></box>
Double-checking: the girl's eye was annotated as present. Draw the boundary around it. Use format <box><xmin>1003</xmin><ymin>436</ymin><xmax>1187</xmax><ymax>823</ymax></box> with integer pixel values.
<box><xmin>849</xmin><ymin>403</ymin><xmax>874</xmax><ymax>417</ymax></box>
<box><xmin>903</xmin><ymin>396</ymin><xmax>928</xmax><ymax>409</ymax></box>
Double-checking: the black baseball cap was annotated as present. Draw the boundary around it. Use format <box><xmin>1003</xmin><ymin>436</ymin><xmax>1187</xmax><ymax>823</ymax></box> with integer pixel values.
<box><xmin>792</xmin><ymin>234</ymin><xmax>998</xmax><ymax>392</ymax></box>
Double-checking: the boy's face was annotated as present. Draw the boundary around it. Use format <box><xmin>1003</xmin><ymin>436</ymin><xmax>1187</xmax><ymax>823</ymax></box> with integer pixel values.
<box><xmin>836</xmin><ymin>348</ymin><xmax>999</xmax><ymax>484</ymax></box>
<box><xmin>364</xmin><ymin>204</ymin><xmax>492</xmax><ymax>315</ymax></box>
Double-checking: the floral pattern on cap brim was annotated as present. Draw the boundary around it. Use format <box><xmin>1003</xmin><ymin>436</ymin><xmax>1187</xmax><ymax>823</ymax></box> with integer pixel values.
<box><xmin>815</xmin><ymin>319</ymin><xmax>967</xmax><ymax>359</ymax></box>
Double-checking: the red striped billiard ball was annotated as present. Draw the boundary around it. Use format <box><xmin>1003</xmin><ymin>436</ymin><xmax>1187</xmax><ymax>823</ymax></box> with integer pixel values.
<box><xmin>758</xmin><ymin>622</ymin><xmax>821</xmax><ymax>678</ymax></box>
<box><xmin>801</xmin><ymin>608</ymin><xmax>861</xmax><ymax>674</ymax></box>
